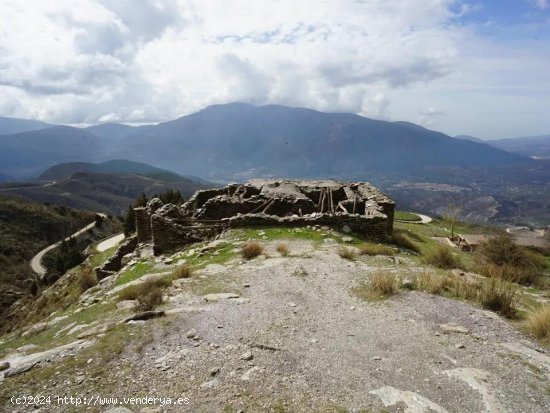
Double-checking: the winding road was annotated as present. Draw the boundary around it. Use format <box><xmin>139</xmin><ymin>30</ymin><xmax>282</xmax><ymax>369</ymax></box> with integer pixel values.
<box><xmin>96</xmin><ymin>233</ymin><xmax>125</xmax><ymax>252</ymax></box>
<box><xmin>0</xmin><ymin>181</ymin><xmax>56</xmax><ymax>192</ymax></box>
<box><xmin>30</xmin><ymin>213</ymin><xmax>107</xmax><ymax>277</ymax></box>
<box><xmin>416</xmin><ymin>213</ymin><xmax>433</xmax><ymax>224</ymax></box>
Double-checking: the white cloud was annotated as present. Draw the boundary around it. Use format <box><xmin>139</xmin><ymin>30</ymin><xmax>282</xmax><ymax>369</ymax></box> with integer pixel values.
<box><xmin>528</xmin><ymin>0</ymin><xmax>549</xmax><ymax>10</ymax></box>
<box><xmin>0</xmin><ymin>0</ymin><xmax>461</xmax><ymax>124</ymax></box>
<box><xmin>0</xmin><ymin>0</ymin><xmax>548</xmax><ymax>138</ymax></box>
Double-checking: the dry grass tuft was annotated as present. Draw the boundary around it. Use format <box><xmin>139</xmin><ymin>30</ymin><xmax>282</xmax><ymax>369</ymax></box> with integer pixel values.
<box><xmin>136</xmin><ymin>286</ymin><xmax>164</xmax><ymax>311</ymax></box>
<box><xmin>524</xmin><ymin>305</ymin><xmax>550</xmax><ymax>340</ymax></box>
<box><xmin>338</xmin><ymin>246</ymin><xmax>357</xmax><ymax>260</ymax></box>
<box><xmin>172</xmin><ymin>263</ymin><xmax>193</xmax><ymax>279</ymax></box>
<box><xmin>241</xmin><ymin>241</ymin><xmax>264</xmax><ymax>260</ymax></box>
<box><xmin>478</xmin><ymin>278</ymin><xmax>519</xmax><ymax>318</ymax></box>
<box><xmin>359</xmin><ymin>243</ymin><xmax>395</xmax><ymax>257</ymax></box>
<box><xmin>276</xmin><ymin>243</ymin><xmax>290</xmax><ymax>257</ymax></box>
<box><xmin>413</xmin><ymin>271</ymin><xmax>449</xmax><ymax>294</ymax></box>
<box><xmin>79</xmin><ymin>267</ymin><xmax>98</xmax><ymax>293</ymax></box>
<box><xmin>355</xmin><ymin>271</ymin><xmax>398</xmax><ymax>300</ymax></box>
<box><xmin>424</xmin><ymin>245</ymin><xmax>462</xmax><ymax>269</ymax></box>
<box><xmin>118</xmin><ymin>279</ymin><xmax>167</xmax><ymax>301</ymax></box>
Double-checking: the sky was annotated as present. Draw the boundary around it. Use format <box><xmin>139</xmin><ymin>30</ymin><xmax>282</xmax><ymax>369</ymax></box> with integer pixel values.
<box><xmin>0</xmin><ymin>0</ymin><xmax>548</xmax><ymax>139</ymax></box>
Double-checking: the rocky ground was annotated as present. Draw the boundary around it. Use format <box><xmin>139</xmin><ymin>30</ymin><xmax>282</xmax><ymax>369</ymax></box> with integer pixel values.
<box><xmin>1</xmin><ymin>228</ymin><xmax>549</xmax><ymax>413</ymax></box>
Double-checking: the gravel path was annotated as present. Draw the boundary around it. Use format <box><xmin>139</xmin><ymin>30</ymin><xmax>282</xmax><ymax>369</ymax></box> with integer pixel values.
<box><xmin>7</xmin><ymin>238</ymin><xmax>549</xmax><ymax>412</ymax></box>
<box><xmin>109</xmin><ymin>241</ymin><xmax>548</xmax><ymax>412</ymax></box>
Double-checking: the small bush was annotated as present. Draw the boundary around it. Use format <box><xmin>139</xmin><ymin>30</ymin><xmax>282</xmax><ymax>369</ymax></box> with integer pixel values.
<box><xmin>524</xmin><ymin>305</ymin><xmax>550</xmax><ymax>340</ymax></box>
<box><xmin>392</xmin><ymin>231</ymin><xmax>421</xmax><ymax>254</ymax></box>
<box><xmin>241</xmin><ymin>242</ymin><xmax>264</xmax><ymax>260</ymax></box>
<box><xmin>276</xmin><ymin>243</ymin><xmax>290</xmax><ymax>257</ymax></box>
<box><xmin>478</xmin><ymin>278</ymin><xmax>519</xmax><ymax>318</ymax></box>
<box><xmin>359</xmin><ymin>243</ymin><xmax>395</xmax><ymax>257</ymax></box>
<box><xmin>338</xmin><ymin>246</ymin><xmax>357</xmax><ymax>260</ymax></box>
<box><xmin>136</xmin><ymin>286</ymin><xmax>163</xmax><ymax>311</ymax></box>
<box><xmin>424</xmin><ymin>245</ymin><xmax>462</xmax><ymax>269</ymax></box>
<box><xmin>172</xmin><ymin>264</ymin><xmax>193</xmax><ymax>279</ymax></box>
<box><xmin>475</xmin><ymin>236</ymin><xmax>545</xmax><ymax>285</ymax></box>
<box><xmin>79</xmin><ymin>268</ymin><xmax>98</xmax><ymax>292</ymax></box>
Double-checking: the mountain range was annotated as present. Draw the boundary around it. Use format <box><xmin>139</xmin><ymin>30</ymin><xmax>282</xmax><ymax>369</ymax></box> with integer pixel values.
<box><xmin>0</xmin><ymin>104</ymin><xmax>548</xmax><ymax>225</ymax></box>
<box><xmin>0</xmin><ymin>104</ymin><xmax>543</xmax><ymax>180</ymax></box>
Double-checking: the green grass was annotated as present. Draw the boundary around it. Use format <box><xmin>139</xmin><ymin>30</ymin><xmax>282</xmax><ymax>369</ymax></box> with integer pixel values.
<box><xmin>231</xmin><ymin>227</ymin><xmax>342</xmax><ymax>245</ymax></box>
<box><xmin>88</xmin><ymin>245</ymin><xmax>117</xmax><ymax>268</ymax></box>
<box><xmin>395</xmin><ymin>210</ymin><xmax>422</xmax><ymax>222</ymax></box>
<box><xmin>115</xmin><ymin>261</ymin><xmax>155</xmax><ymax>286</ymax></box>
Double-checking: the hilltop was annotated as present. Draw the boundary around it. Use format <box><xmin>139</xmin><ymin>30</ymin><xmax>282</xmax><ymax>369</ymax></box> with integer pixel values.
<box><xmin>0</xmin><ymin>194</ymin><xmax>548</xmax><ymax>412</ymax></box>
<box><xmin>1</xmin><ymin>161</ymin><xmax>215</xmax><ymax>216</ymax></box>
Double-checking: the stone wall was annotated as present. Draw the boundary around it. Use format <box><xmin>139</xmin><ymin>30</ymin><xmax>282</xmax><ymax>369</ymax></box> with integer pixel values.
<box><xmin>134</xmin><ymin>207</ymin><xmax>152</xmax><ymax>243</ymax></box>
<box><xmin>225</xmin><ymin>212</ymin><xmax>391</xmax><ymax>240</ymax></box>
<box><xmin>95</xmin><ymin>235</ymin><xmax>138</xmax><ymax>279</ymax></box>
<box><xmin>151</xmin><ymin>215</ymin><xmax>224</xmax><ymax>255</ymax></box>
<box><xmin>134</xmin><ymin>179</ymin><xmax>395</xmax><ymax>255</ymax></box>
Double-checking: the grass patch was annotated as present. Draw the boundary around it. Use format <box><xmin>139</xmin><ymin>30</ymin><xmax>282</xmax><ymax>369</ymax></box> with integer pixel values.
<box><xmin>392</xmin><ymin>229</ymin><xmax>421</xmax><ymax>254</ymax></box>
<box><xmin>88</xmin><ymin>245</ymin><xmax>117</xmax><ymax>268</ymax></box>
<box><xmin>115</xmin><ymin>261</ymin><xmax>154</xmax><ymax>286</ymax></box>
<box><xmin>395</xmin><ymin>211</ymin><xmax>422</xmax><ymax>222</ymax></box>
<box><xmin>241</xmin><ymin>241</ymin><xmax>264</xmax><ymax>260</ymax></box>
<box><xmin>424</xmin><ymin>245</ymin><xmax>463</xmax><ymax>269</ymax></box>
<box><xmin>338</xmin><ymin>246</ymin><xmax>357</xmax><ymax>260</ymax></box>
<box><xmin>359</xmin><ymin>242</ymin><xmax>396</xmax><ymax>257</ymax></box>
<box><xmin>524</xmin><ymin>305</ymin><xmax>550</xmax><ymax>341</ymax></box>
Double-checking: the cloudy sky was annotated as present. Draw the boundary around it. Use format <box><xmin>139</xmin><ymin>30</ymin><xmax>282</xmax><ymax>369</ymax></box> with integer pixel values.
<box><xmin>0</xmin><ymin>0</ymin><xmax>548</xmax><ymax>139</ymax></box>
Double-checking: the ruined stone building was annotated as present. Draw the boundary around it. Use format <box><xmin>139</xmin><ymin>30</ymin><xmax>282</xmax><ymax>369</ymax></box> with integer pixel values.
<box><xmin>134</xmin><ymin>179</ymin><xmax>395</xmax><ymax>255</ymax></box>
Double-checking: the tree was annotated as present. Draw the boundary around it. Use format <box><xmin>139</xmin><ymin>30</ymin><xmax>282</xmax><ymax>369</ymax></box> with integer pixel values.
<box><xmin>442</xmin><ymin>204</ymin><xmax>462</xmax><ymax>240</ymax></box>
<box><xmin>124</xmin><ymin>205</ymin><xmax>136</xmax><ymax>236</ymax></box>
<box><xmin>135</xmin><ymin>192</ymin><xmax>148</xmax><ymax>207</ymax></box>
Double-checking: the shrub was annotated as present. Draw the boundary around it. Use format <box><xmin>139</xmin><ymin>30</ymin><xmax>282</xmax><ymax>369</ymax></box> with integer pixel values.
<box><xmin>475</xmin><ymin>236</ymin><xmax>545</xmax><ymax>285</ymax></box>
<box><xmin>79</xmin><ymin>268</ymin><xmax>98</xmax><ymax>292</ymax></box>
<box><xmin>241</xmin><ymin>242</ymin><xmax>264</xmax><ymax>260</ymax></box>
<box><xmin>478</xmin><ymin>278</ymin><xmax>519</xmax><ymax>318</ymax></box>
<box><xmin>392</xmin><ymin>231</ymin><xmax>421</xmax><ymax>254</ymax></box>
<box><xmin>524</xmin><ymin>305</ymin><xmax>550</xmax><ymax>340</ymax></box>
<box><xmin>359</xmin><ymin>243</ymin><xmax>395</xmax><ymax>257</ymax></box>
<box><xmin>276</xmin><ymin>243</ymin><xmax>289</xmax><ymax>257</ymax></box>
<box><xmin>424</xmin><ymin>245</ymin><xmax>462</xmax><ymax>269</ymax></box>
<box><xmin>172</xmin><ymin>264</ymin><xmax>193</xmax><ymax>279</ymax></box>
<box><xmin>338</xmin><ymin>246</ymin><xmax>356</xmax><ymax>260</ymax></box>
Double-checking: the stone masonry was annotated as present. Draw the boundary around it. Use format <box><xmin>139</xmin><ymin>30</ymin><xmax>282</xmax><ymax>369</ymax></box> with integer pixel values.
<box><xmin>134</xmin><ymin>179</ymin><xmax>395</xmax><ymax>255</ymax></box>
